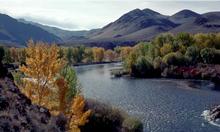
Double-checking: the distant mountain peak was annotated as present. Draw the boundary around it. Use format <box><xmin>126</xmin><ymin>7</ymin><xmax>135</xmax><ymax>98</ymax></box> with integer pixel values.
<box><xmin>142</xmin><ymin>8</ymin><xmax>160</xmax><ymax>16</ymax></box>
<box><xmin>172</xmin><ymin>9</ymin><xmax>200</xmax><ymax>18</ymax></box>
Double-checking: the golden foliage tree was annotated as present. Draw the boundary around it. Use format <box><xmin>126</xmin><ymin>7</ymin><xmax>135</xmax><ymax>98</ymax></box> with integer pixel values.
<box><xmin>120</xmin><ymin>47</ymin><xmax>132</xmax><ymax>60</ymax></box>
<box><xmin>160</xmin><ymin>43</ymin><xmax>172</xmax><ymax>56</ymax></box>
<box><xmin>19</xmin><ymin>41</ymin><xmax>91</xmax><ymax>131</ymax></box>
<box><xmin>92</xmin><ymin>47</ymin><xmax>104</xmax><ymax>62</ymax></box>
<box><xmin>69</xmin><ymin>95</ymin><xmax>92</xmax><ymax>132</ymax></box>
<box><xmin>19</xmin><ymin>40</ymin><xmax>65</xmax><ymax>106</ymax></box>
<box><xmin>105</xmin><ymin>49</ymin><xmax>115</xmax><ymax>62</ymax></box>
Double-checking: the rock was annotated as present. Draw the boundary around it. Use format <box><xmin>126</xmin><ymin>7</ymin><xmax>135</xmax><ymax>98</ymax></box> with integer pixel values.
<box><xmin>0</xmin><ymin>97</ymin><xmax>9</xmax><ymax>111</ymax></box>
<box><xmin>0</xmin><ymin>77</ymin><xmax>66</xmax><ymax>132</ymax></box>
<box><xmin>209</xmin><ymin>105</ymin><xmax>220</xmax><ymax>120</ymax></box>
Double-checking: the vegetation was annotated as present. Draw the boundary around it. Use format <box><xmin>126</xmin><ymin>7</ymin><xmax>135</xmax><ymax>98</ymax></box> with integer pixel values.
<box><xmin>123</xmin><ymin>33</ymin><xmax>220</xmax><ymax>78</ymax></box>
<box><xmin>82</xmin><ymin>99</ymin><xmax>143</xmax><ymax>132</ymax></box>
<box><xmin>1</xmin><ymin>41</ymin><xmax>143</xmax><ymax>132</ymax></box>
<box><xmin>14</xmin><ymin>41</ymin><xmax>91</xmax><ymax>132</ymax></box>
<box><xmin>0</xmin><ymin>45</ymin><xmax>134</xmax><ymax>66</ymax></box>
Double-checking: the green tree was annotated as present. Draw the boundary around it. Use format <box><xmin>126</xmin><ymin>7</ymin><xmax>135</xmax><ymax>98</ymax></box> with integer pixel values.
<box><xmin>153</xmin><ymin>33</ymin><xmax>174</xmax><ymax>47</ymax></box>
<box><xmin>131</xmin><ymin>56</ymin><xmax>154</xmax><ymax>77</ymax></box>
<box><xmin>175</xmin><ymin>32</ymin><xmax>194</xmax><ymax>47</ymax></box>
<box><xmin>200</xmin><ymin>48</ymin><xmax>215</xmax><ymax>64</ymax></box>
<box><xmin>60</xmin><ymin>66</ymin><xmax>80</xmax><ymax>102</ymax></box>
<box><xmin>3</xmin><ymin>48</ymin><xmax>13</xmax><ymax>64</ymax></box>
<box><xmin>162</xmin><ymin>52</ymin><xmax>186</xmax><ymax>66</ymax></box>
<box><xmin>0</xmin><ymin>46</ymin><xmax>5</xmax><ymax>63</ymax></box>
<box><xmin>66</xmin><ymin>47</ymin><xmax>73</xmax><ymax>64</ymax></box>
<box><xmin>185</xmin><ymin>46</ymin><xmax>199</xmax><ymax>64</ymax></box>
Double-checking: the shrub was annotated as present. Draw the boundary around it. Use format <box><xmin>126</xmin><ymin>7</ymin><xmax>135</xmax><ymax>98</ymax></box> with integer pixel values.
<box><xmin>82</xmin><ymin>99</ymin><xmax>143</xmax><ymax>132</ymax></box>
<box><xmin>185</xmin><ymin>45</ymin><xmax>200</xmax><ymax>64</ymax></box>
<box><xmin>131</xmin><ymin>56</ymin><xmax>154</xmax><ymax>77</ymax></box>
<box><xmin>122</xmin><ymin>117</ymin><xmax>143</xmax><ymax>132</ymax></box>
<box><xmin>163</xmin><ymin>52</ymin><xmax>187</xmax><ymax>66</ymax></box>
<box><xmin>200</xmin><ymin>48</ymin><xmax>215</xmax><ymax>64</ymax></box>
<box><xmin>153</xmin><ymin>56</ymin><xmax>162</xmax><ymax>70</ymax></box>
<box><xmin>0</xmin><ymin>46</ymin><xmax>4</xmax><ymax>63</ymax></box>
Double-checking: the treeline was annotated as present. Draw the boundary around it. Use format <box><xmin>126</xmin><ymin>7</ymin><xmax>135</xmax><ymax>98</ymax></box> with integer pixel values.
<box><xmin>0</xmin><ymin>45</ymin><xmax>134</xmax><ymax>65</ymax></box>
<box><xmin>123</xmin><ymin>33</ymin><xmax>220</xmax><ymax>77</ymax></box>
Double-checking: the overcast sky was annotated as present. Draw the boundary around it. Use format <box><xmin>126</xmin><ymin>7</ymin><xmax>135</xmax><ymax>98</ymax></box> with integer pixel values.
<box><xmin>0</xmin><ymin>0</ymin><xmax>220</xmax><ymax>31</ymax></box>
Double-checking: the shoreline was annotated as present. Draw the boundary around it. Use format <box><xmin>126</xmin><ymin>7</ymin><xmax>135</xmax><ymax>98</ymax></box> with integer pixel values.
<box><xmin>73</xmin><ymin>61</ymin><xmax>121</xmax><ymax>66</ymax></box>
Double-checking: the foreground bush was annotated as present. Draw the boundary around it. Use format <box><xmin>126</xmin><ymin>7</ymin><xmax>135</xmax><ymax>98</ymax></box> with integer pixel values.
<box><xmin>81</xmin><ymin>99</ymin><xmax>143</xmax><ymax>132</ymax></box>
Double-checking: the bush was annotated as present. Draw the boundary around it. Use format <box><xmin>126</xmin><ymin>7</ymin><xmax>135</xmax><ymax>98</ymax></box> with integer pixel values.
<box><xmin>0</xmin><ymin>46</ymin><xmax>4</xmax><ymax>63</ymax></box>
<box><xmin>153</xmin><ymin>56</ymin><xmax>162</xmax><ymax>70</ymax></box>
<box><xmin>131</xmin><ymin>56</ymin><xmax>154</xmax><ymax>77</ymax></box>
<box><xmin>163</xmin><ymin>52</ymin><xmax>187</xmax><ymax>66</ymax></box>
<box><xmin>82</xmin><ymin>99</ymin><xmax>143</xmax><ymax>132</ymax></box>
<box><xmin>122</xmin><ymin>117</ymin><xmax>143</xmax><ymax>132</ymax></box>
<box><xmin>200</xmin><ymin>48</ymin><xmax>215</xmax><ymax>64</ymax></box>
<box><xmin>185</xmin><ymin>45</ymin><xmax>200</xmax><ymax>64</ymax></box>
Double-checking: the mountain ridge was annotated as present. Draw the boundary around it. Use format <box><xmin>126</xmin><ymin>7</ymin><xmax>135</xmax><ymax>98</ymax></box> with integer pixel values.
<box><xmin>1</xmin><ymin>8</ymin><xmax>220</xmax><ymax>48</ymax></box>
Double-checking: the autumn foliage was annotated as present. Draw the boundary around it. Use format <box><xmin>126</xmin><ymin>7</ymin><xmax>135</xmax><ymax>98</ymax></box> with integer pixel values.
<box><xmin>18</xmin><ymin>40</ymin><xmax>91</xmax><ymax>132</ymax></box>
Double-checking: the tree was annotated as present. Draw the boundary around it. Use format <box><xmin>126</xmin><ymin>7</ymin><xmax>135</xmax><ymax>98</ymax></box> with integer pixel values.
<box><xmin>162</xmin><ymin>52</ymin><xmax>186</xmax><ymax>66</ymax></box>
<box><xmin>10</xmin><ymin>47</ymin><xmax>18</xmax><ymax>62</ymax></box>
<box><xmin>175</xmin><ymin>32</ymin><xmax>194</xmax><ymax>47</ymax></box>
<box><xmin>18</xmin><ymin>48</ymin><xmax>26</xmax><ymax>65</ymax></box>
<box><xmin>200</xmin><ymin>48</ymin><xmax>215</xmax><ymax>64</ymax></box>
<box><xmin>160</xmin><ymin>43</ymin><xmax>173</xmax><ymax>56</ymax></box>
<box><xmin>120</xmin><ymin>46</ymin><xmax>132</xmax><ymax>60</ymax></box>
<box><xmin>131</xmin><ymin>56</ymin><xmax>154</xmax><ymax>77</ymax></box>
<box><xmin>84</xmin><ymin>48</ymin><xmax>94</xmax><ymax>63</ymax></box>
<box><xmin>92</xmin><ymin>47</ymin><xmax>104</xmax><ymax>62</ymax></box>
<box><xmin>19</xmin><ymin>41</ymin><xmax>91</xmax><ymax>131</ymax></box>
<box><xmin>69</xmin><ymin>95</ymin><xmax>92</xmax><ymax>132</ymax></box>
<box><xmin>194</xmin><ymin>33</ymin><xmax>216</xmax><ymax>49</ymax></box>
<box><xmin>3</xmin><ymin>48</ymin><xmax>13</xmax><ymax>64</ymax></box>
<box><xmin>60</xmin><ymin>66</ymin><xmax>80</xmax><ymax>102</ymax></box>
<box><xmin>66</xmin><ymin>47</ymin><xmax>73</xmax><ymax>64</ymax></box>
<box><xmin>153</xmin><ymin>33</ymin><xmax>174</xmax><ymax>47</ymax></box>
<box><xmin>19</xmin><ymin>41</ymin><xmax>65</xmax><ymax>106</ymax></box>
<box><xmin>0</xmin><ymin>46</ymin><xmax>5</xmax><ymax>63</ymax></box>
<box><xmin>105</xmin><ymin>50</ymin><xmax>115</xmax><ymax>62</ymax></box>
<box><xmin>185</xmin><ymin>46</ymin><xmax>199</xmax><ymax>64</ymax></box>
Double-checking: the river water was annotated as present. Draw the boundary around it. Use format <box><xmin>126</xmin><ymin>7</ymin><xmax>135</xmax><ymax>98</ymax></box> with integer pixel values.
<box><xmin>75</xmin><ymin>63</ymin><xmax>220</xmax><ymax>132</ymax></box>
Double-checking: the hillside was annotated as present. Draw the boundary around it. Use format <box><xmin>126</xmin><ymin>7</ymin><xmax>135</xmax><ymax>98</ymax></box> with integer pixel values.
<box><xmin>0</xmin><ymin>14</ymin><xmax>61</xmax><ymax>46</ymax></box>
<box><xmin>0</xmin><ymin>65</ymin><xmax>66</xmax><ymax>131</ymax></box>
<box><xmin>1</xmin><ymin>9</ymin><xmax>220</xmax><ymax>47</ymax></box>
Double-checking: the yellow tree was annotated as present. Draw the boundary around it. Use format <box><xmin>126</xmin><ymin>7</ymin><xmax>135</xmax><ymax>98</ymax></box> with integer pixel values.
<box><xmin>160</xmin><ymin>43</ymin><xmax>172</xmax><ymax>56</ymax></box>
<box><xmin>92</xmin><ymin>47</ymin><xmax>104</xmax><ymax>62</ymax></box>
<box><xmin>69</xmin><ymin>95</ymin><xmax>92</xmax><ymax>132</ymax></box>
<box><xmin>105</xmin><ymin>49</ymin><xmax>115</xmax><ymax>62</ymax></box>
<box><xmin>10</xmin><ymin>47</ymin><xmax>18</xmax><ymax>62</ymax></box>
<box><xmin>120</xmin><ymin>46</ymin><xmax>132</xmax><ymax>60</ymax></box>
<box><xmin>19</xmin><ymin>41</ymin><xmax>91</xmax><ymax>131</ymax></box>
<box><xmin>19</xmin><ymin>40</ymin><xmax>65</xmax><ymax>106</ymax></box>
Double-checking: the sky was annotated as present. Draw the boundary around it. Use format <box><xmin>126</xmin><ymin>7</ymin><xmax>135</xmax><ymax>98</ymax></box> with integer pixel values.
<box><xmin>0</xmin><ymin>0</ymin><xmax>220</xmax><ymax>31</ymax></box>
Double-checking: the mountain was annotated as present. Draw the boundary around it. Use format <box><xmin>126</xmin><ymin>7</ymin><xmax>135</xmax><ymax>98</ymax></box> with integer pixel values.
<box><xmin>1</xmin><ymin>9</ymin><xmax>220</xmax><ymax>48</ymax></box>
<box><xmin>18</xmin><ymin>19</ymin><xmax>89</xmax><ymax>40</ymax></box>
<box><xmin>169</xmin><ymin>9</ymin><xmax>201</xmax><ymax>24</ymax></box>
<box><xmin>170</xmin><ymin>12</ymin><xmax>220</xmax><ymax>34</ymax></box>
<box><xmin>86</xmin><ymin>9</ymin><xmax>220</xmax><ymax>46</ymax></box>
<box><xmin>0</xmin><ymin>14</ymin><xmax>61</xmax><ymax>46</ymax></box>
<box><xmin>89</xmin><ymin>8</ymin><xmax>177</xmax><ymax>41</ymax></box>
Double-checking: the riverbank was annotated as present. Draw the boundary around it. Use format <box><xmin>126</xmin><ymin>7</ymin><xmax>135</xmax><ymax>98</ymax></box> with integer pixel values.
<box><xmin>111</xmin><ymin>64</ymin><xmax>220</xmax><ymax>84</ymax></box>
<box><xmin>73</xmin><ymin>61</ymin><xmax>121</xmax><ymax>66</ymax></box>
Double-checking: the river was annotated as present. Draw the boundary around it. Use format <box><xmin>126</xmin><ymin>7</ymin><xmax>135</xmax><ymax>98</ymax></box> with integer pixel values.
<box><xmin>75</xmin><ymin>63</ymin><xmax>220</xmax><ymax>132</ymax></box>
